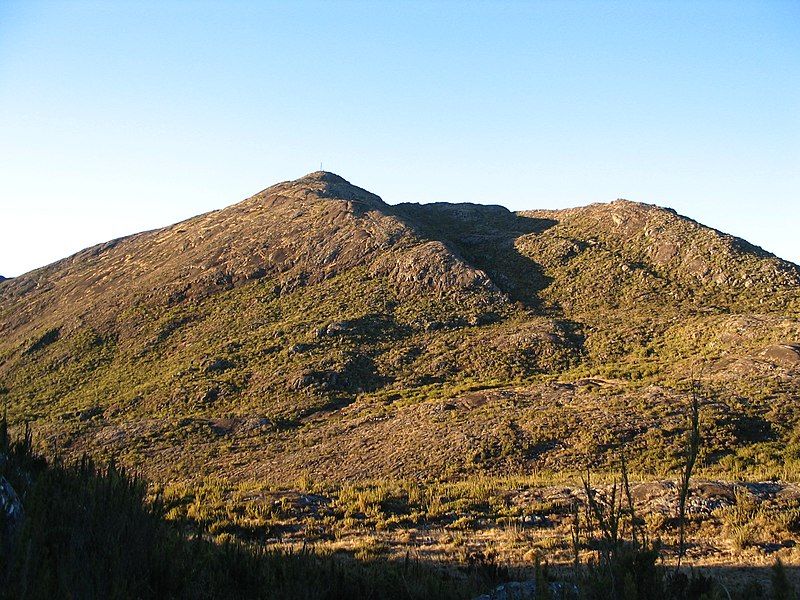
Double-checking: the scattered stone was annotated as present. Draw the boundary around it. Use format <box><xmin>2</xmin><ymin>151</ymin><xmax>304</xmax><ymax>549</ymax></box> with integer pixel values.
<box><xmin>288</xmin><ymin>343</ymin><xmax>313</xmax><ymax>354</ymax></box>
<box><xmin>468</xmin><ymin>312</ymin><xmax>500</xmax><ymax>326</ymax></box>
<box><xmin>323</xmin><ymin>321</ymin><xmax>353</xmax><ymax>336</ymax></box>
<box><xmin>78</xmin><ymin>406</ymin><xmax>104</xmax><ymax>422</ymax></box>
<box><xmin>290</xmin><ymin>370</ymin><xmax>339</xmax><ymax>392</ymax></box>
<box><xmin>238</xmin><ymin>417</ymin><xmax>275</xmax><ymax>433</ymax></box>
<box><xmin>474</xmin><ymin>580</ymin><xmax>576</xmax><ymax>600</ymax></box>
<box><xmin>424</xmin><ymin>320</ymin><xmax>444</xmax><ymax>332</ymax></box>
<box><xmin>205</xmin><ymin>358</ymin><xmax>235</xmax><ymax>373</ymax></box>
<box><xmin>198</xmin><ymin>387</ymin><xmax>220</xmax><ymax>404</ymax></box>
<box><xmin>208</xmin><ymin>418</ymin><xmax>241</xmax><ymax>435</ymax></box>
<box><xmin>297</xmin><ymin>494</ymin><xmax>330</xmax><ymax>509</ymax></box>
<box><xmin>0</xmin><ymin>476</ymin><xmax>23</xmax><ymax>537</ymax></box>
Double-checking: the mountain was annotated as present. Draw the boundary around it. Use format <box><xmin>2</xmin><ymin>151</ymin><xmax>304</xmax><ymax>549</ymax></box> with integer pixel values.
<box><xmin>1</xmin><ymin>172</ymin><xmax>799</xmax><ymax>485</ymax></box>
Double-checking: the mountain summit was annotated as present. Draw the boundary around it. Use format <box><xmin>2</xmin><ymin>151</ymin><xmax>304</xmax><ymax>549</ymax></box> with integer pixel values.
<box><xmin>1</xmin><ymin>173</ymin><xmax>798</xmax><ymax>483</ymax></box>
<box><xmin>273</xmin><ymin>170</ymin><xmax>389</xmax><ymax>206</ymax></box>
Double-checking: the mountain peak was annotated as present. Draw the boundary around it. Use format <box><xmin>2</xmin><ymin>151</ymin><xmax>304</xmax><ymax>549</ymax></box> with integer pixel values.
<box><xmin>263</xmin><ymin>171</ymin><xmax>387</xmax><ymax>208</ymax></box>
<box><xmin>2</xmin><ymin>171</ymin><xmax>800</xmax><ymax>502</ymax></box>
<box><xmin>296</xmin><ymin>170</ymin><xmax>349</xmax><ymax>184</ymax></box>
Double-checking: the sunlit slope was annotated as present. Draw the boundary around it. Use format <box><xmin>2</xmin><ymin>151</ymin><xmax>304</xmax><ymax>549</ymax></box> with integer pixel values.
<box><xmin>1</xmin><ymin>173</ymin><xmax>798</xmax><ymax>483</ymax></box>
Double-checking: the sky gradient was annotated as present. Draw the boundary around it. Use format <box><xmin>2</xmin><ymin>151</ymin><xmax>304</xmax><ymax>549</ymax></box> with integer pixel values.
<box><xmin>1</xmin><ymin>0</ymin><xmax>798</xmax><ymax>277</ymax></box>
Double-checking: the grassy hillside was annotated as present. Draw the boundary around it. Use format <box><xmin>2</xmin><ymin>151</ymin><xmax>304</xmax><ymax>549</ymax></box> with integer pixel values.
<box><xmin>0</xmin><ymin>172</ymin><xmax>798</xmax><ymax>489</ymax></box>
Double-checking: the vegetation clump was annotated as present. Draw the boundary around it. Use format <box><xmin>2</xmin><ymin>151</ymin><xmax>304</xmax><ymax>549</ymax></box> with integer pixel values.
<box><xmin>0</xmin><ymin>421</ymin><xmax>498</xmax><ymax>600</ymax></box>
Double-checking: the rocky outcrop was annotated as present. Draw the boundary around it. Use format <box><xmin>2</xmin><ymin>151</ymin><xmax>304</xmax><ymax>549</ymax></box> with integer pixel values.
<box><xmin>474</xmin><ymin>580</ymin><xmax>577</xmax><ymax>600</ymax></box>
<box><xmin>763</xmin><ymin>343</ymin><xmax>800</xmax><ymax>366</ymax></box>
<box><xmin>370</xmin><ymin>240</ymin><xmax>499</xmax><ymax>297</ymax></box>
<box><xmin>0</xmin><ymin>476</ymin><xmax>23</xmax><ymax>537</ymax></box>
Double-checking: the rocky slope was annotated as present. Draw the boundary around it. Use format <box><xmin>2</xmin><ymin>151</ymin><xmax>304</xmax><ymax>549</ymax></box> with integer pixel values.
<box><xmin>0</xmin><ymin>172</ymin><xmax>798</xmax><ymax>485</ymax></box>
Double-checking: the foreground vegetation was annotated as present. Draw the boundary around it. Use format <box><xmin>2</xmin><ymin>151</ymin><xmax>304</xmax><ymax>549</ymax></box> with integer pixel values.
<box><xmin>0</xmin><ymin>421</ymin><xmax>497</xmax><ymax>600</ymax></box>
<box><xmin>2</xmin><ymin>420</ymin><xmax>798</xmax><ymax>599</ymax></box>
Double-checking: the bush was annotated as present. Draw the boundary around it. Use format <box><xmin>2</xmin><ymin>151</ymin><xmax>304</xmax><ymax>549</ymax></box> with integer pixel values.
<box><xmin>0</xmin><ymin>422</ymin><xmax>498</xmax><ymax>600</ymax></box>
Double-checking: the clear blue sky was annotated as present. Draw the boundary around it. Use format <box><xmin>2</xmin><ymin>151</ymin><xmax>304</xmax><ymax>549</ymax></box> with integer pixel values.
<box><xmin>1</xmin><ymin>1</ymin><xmax>798</xmax><ymax>277</ymax></box>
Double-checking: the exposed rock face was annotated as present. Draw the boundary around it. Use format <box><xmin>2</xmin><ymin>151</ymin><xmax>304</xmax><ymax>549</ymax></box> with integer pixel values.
<box><xmin>370</xmin><ymin>240</ymin><xmax>498</xmax><ymax>296</ymax></box>
<box><xmin>763</xmin><ymin>343</ymin><xmax>800</xmax><ymax>365</ymax></box>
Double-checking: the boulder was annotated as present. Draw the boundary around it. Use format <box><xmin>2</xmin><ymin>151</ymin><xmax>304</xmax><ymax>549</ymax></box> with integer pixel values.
<box><xmin>324</xmin><ymin>321</ymin><xmax>353</xmax><ymax>336</ymax></box>
<box><xmin>763</xmin><ymin>344</ymin><xmax>800</xmax><ymax>365</ymax></box>
<box><xmin>204</xmin><ymin>358</ymin><xmax>235</xmax><ymax>373</ymax></box>
<box><xmin>0</xmin><ymin>476</ymin><xmax>23</xmax><ymax>536</ymax></box>
<box><xmin>474</xmin><ymin>580</ymin><xmax>577</xmax><ymax>600</ymax></box>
